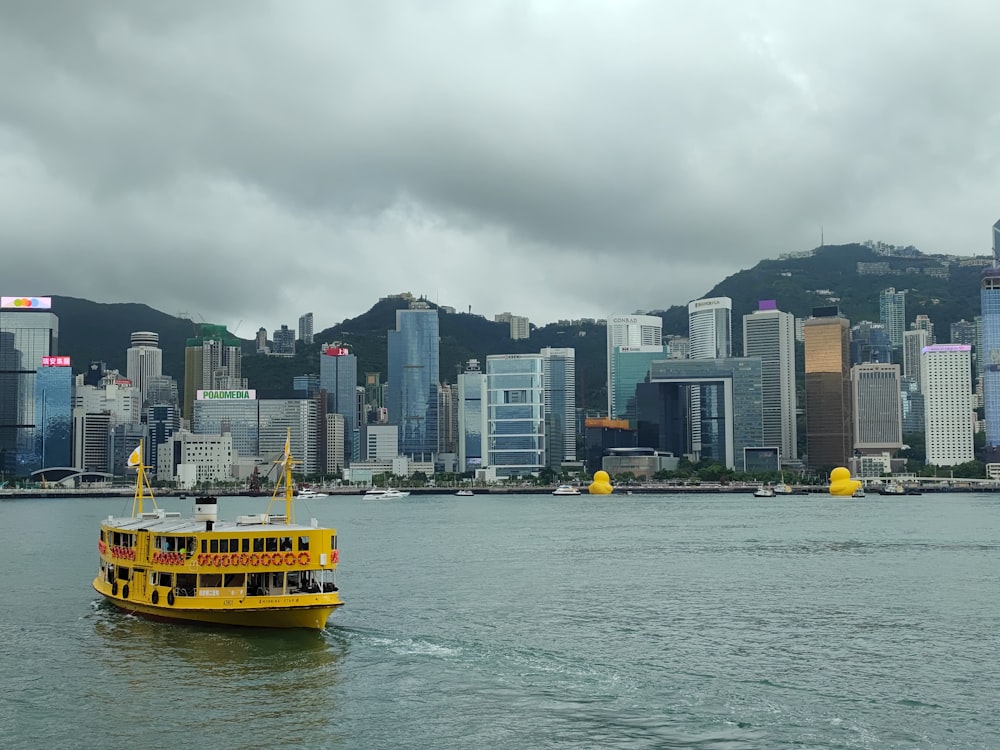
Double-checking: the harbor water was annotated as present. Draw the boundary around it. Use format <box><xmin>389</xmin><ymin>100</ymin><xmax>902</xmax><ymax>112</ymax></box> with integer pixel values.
<box><xmin>1</xmin><ymin>491</ymin><xmax>998</xmax><ymax>749</ymax></box>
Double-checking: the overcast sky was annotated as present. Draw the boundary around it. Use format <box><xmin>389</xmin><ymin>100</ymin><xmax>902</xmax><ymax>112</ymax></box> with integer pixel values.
<box><xmin>2</xmin><ymin>1</ymin><xmax>998</xmax><ymax>337</ymax></box>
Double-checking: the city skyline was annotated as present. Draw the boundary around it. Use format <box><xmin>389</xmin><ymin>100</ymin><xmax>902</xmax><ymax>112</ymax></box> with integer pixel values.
<box><xmin>2</xmin><ymin>3</ymin><xmax>999</xmax><ymax>334</ymax></box>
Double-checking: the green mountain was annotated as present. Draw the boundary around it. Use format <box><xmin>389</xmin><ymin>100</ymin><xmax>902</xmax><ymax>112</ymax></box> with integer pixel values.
<box><xmin>51</xmin><ymin>243</ymin><xmax>988</xmax><ymax>409</ymax></box>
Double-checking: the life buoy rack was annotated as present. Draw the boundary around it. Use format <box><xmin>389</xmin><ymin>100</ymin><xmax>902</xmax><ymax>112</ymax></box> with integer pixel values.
<box><xmin>298</xmin><ymin>551</ymin><xmax>310</xmax><ymax>565</ymax></box>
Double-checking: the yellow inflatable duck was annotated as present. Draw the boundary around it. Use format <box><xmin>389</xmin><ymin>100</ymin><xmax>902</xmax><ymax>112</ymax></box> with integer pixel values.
<box><xmin>588</xmin><ymin>470</ymin><xmax>614</xmax><ymax>495</ymax></box>
<box><xmin>828</xmin><ymin>466</ymin><xmax>861</xmax><ymax>497</ymax></box>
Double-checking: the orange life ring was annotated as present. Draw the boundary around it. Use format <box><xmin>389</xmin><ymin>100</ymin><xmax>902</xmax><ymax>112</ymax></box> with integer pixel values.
<box><xmin>260</xmin><ymin>553</ymin><xmax>271</xmax><ymax>566</ymax></box>
<box><xmin>284</xmin><ymin>552</ymin><xmax>296</xmax><ymax>566</ymax></box>
<box><xmin>196</xmin><ymin>554</ymin><xmax>205</xmax><ymax>565</ymax></box>
<box><xmin>249</xmin><ymin>554</ymin><xmax>260</xmax><ymax>567</ymax></box>
<box><xmin>331</xmin><ymin>549</ymin><xmax>340</xmax><ymax>564</ymax></box>
<box><xmin>298</xmin><ymin>551</ymin><xmax>310</xmax><ymax>565</ymax></box>
<box><xmin>239</xmin><ymin>553</ymin><xmax>249</xmax><ymax>566</ymax></box>
<box><xmin>221</xmin><ymin>555</ymin><xmax>230</xmax><ymax>568</ymax></box>
<box><xmin>212</xmin><ymin>554</ymin><xmax>221</xmax><ymax>567</ymax></box>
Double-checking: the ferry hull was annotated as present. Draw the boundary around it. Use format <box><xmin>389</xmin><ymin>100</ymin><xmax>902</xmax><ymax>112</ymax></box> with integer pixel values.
<box><xmin>94</xmin><ymin>581</ymin><xmax>343</xmax><ymax>630</ymax></box>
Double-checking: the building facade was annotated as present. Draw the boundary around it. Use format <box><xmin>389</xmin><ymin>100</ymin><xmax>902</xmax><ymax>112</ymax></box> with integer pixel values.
<box><xmin>298</xmin><ymin>312</ymin><xmax>314</xmax><ymax>345</ymax></box>
<box><xmin>803</xmin><ymin>309</ymin><xmax>853</xmax><ymax>470</ymax></box>
<box><xmin>319</xmin><ymin>345</ymin><xmax>358</xmax><ymax>464</ymax></box>
<box><xmin>606</xmin><ymin>313</ymin><xmax>662</xmax><ymax>417</ymax></box>
<box><xmin>387</xmin><ymin>304</ymin><xmax>440</xmax><ymax>458</ymax></box>
<box><xmin>879</xmin><ymin>287</ymin><xmax>906</xmax><ymax>348</ymax></box>
<box><xmin>743</xmin><ymin>300</ymin><xmax>797</xmax><ymax>462</ymax></box>
<box><xmin>921</xmin><ymin>345</ymin><xmax>973</xmax><ymax>466</ymax></box>
<box><xmin>457</xmin><ymin>360</ymin><xmax>486</xmax><ymax>473</ymax></box>
<box><xmin>125</xmin><ymin>331</ymin><xmax>163</xmax><ymax>405</ymax></box>
<box><xmin>540</xmin><ymin>347</ymin><xmax>576</xmax><ymax>469</ymax></box>
<box><xmin>486</xmin><ymin>354</ymin><xmax>545</xmax><ymax>477</ymax></box>
<box><xmin>851</xmin><ymin>363</ymin><xmax>903</xmax><ymax>453</ymax></box>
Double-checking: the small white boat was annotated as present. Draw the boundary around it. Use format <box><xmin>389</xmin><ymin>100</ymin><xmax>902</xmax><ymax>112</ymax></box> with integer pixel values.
<box><xmin>853</xmin><ymin>487</ymin><xmax>866</xmax><ymax>498</ymax></box>
<box><xmin>753</xmin><ymin>485</ymin><xmax>775</xmax><ymax>497</ymax></box>
<box><xmin>364</xmin><ymin>487</ymin><xmax>411</xmax><ymax>499</ymax></box>
<box><xmin>455</xmin><ymin>489</ymin><xmax>475</xmax><ymax>496</ymax></box>
<box><xmin>878</xmin><ymin>482</ymin><xmax>905</xmax><ymax>495</ymax></box>
<box><xmin>296</xmin><ymin>488</ymin><xmax>329</xmax><ymax>499</ymax></box>
<box><xmin>552</xmin><ymin>484</ymin><xmax>581</xmax><ymax>496</ymax></box>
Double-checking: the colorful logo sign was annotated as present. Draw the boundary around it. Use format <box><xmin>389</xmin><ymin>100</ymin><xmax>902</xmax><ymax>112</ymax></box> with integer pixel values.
<box><xmin>197</xmin><ymin>389</ymin><xmax>257</xmax><ymax>400</ymax></box>
<box><xmin>41</xmin><ymin>355</ymin><xmax>71</xmax><ymax>367</ymax></box>
<box><xmin>324</xmin><ymin>347</ymin><xmax>350</xmax><ymax>356</ymax></box>
<box><xmin>1</xmin><ymin>296</ymin><xmax>52</xmax><ymax>309</ymax></box>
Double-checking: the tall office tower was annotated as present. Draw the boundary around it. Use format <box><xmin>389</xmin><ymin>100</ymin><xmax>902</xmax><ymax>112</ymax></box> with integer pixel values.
<box><xmin>145</xmin><ymin>375</ymin><xmax>179</xmax><ymax>407</ymax></box>
<box><xmin>902</xmin><ymin>329</ymin><xmax>930</xmax><ymax>381</ymax></box>
<box><xmin>292</xmin><ymin>373</ymin><xmax>321</xmax><ymax>396</ymax></box>
<box><xmin>849</xmin><ymin>321</ymin><xmax>893</xmax><ymax>365</ymax></box>
<box><xmin>486</xmin><ymin>354</ymin><xmax>545</xmax><ymax>477</ymax></box>
<box><xmin>126</xmin><ymin>331</ymin><xmax>163</xmax><ymax>406</ymax></box>
<box><xmin>72</xmin><ymin>410</ymin><xmax>111</xmax><ymax>472</ymax></box>
<box><xmin>899</xmin><ymin>376</ymin><xmax>925</xmax><ymax>434</ymax></box>
<box><xmin>688</xmin><ymin>297</ymin><xmax>732</xmax><ymax>358</ymax></box>
<box><xmin>387</xmin><ymin>303</ymin><xmax>439</xmax><ymax>457</ymax></box>
<box><xmin>879</xmin><ymin>288</ymin><xmax>906</xmax><ymax>348</ymax></box>
<box><xmin>146</xmin><ymin>403</ymin><xmax>180</xmax><ymax>459</ymax></box>
<box><xmin>457</xmin><ymin>360</ymin><xmax>486</xmax><ymax>472</ymax></box>
<box><xmin>611</xmin><ymin>348</ymin><xmax>665</xmax><ymax>426</ymax></box>
<box><xmin>271</xmin><ymin>324</ymin><xmax>295</xmax><ymax>356</ymax></box>
<box><xmin>606</xmin><ymin>313</ymin><xmax>663</xmax><ymax>417</ymax></box>
<box><xmin>981</xmin><ymin>219</ymin><xmax>1000</xmax><ymax>458</ymax></box>
<box><xmin>540</xmin><ymin>347</ymin><xmax>577</xmax><ymax>469</ymax></box>
<box><xmin>911</xmin><ymin>314</ymin><xmax>935</xmax><ymax>345</ymax></box>
<box><xmin>951</xmin><ymin>317</ymin><xmax>982</xmax><ymax>382</ymax></box>
<box><xmin>495</xmin><ymin>312</ymin><xmax>531</xmax><ymax>340</ymax></box>
<box><xmin>437</xmin><ymin>383</ymin><xmax>457</xmax><ymax>455</ymax></box>
<box><xmin>298</xmin><ymin>312</ymin><xmax>314</xmax><ymax>345</ymax></box>
<box><xmin>743</xmin><ymin>300</ymin><xmax>797</xmax><ymax>462</ymax></box>
<box><xmin>365</xmin><ymin>372</ymin><xmax>383</xmax><ymax>413</ymax></box>
<box><xmin>320</xmin><ymin>345</ymin><xmax>358</xmax><ymax>465</ymax></box>
<box><xmin>688</xmin><ymin>297</ymin><xmax>732</xmax><ymax>459</ymax></box>
<box><xmin>34</xmin><ymin>356</ymin><xmax>73</xmax><ymax>471</ymax></box>
<box><xmin>851</xmin><ymin>363</ymin><xmax>903</xmax><ymax>454</ymax></box>
<box><xmin>182</xmin><ymin>324</ymin><xmax>245</xmax><ymax>422</ymax></box>
<box><xmin>325</xmin><ymin>413</ymin><xmax>345</xmax><ymax>473</ymax></box>
<box><xmin>255</xmin><ymin>327</ymin><xmax>269</xmax><ymax>354</ymax></box>
<box><xmin>922</xmin><ymin>345</ymin><xmax>973</xmax><ymax>466</ymax></box>
<box><xmin>0</xmin><ymin>297</ymin><xmax>59</xmax><ymax>476</ymax></box>
<box><xmin>803</xmin><ymin>307</ymin><xmax>853</xmax><ymax>470</ymax></box>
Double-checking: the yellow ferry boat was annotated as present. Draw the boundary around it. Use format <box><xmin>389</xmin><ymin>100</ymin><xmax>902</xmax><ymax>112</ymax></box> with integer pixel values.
<box><xmin>92</xmin><ymin>435</ymin><xmax>343</xmax><ymax>629</ymax></box>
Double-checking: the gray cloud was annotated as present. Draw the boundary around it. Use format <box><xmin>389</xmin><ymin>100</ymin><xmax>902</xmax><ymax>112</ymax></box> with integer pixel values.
<box><xmin>1</xmin><ymin>1</ymin><xmax>998</xmax><ymax>335</ymax></box>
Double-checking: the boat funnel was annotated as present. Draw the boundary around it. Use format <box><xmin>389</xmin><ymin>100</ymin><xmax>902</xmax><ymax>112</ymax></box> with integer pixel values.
<box><xmin>194</xmin><ymin>496</ymin><xmax>218</xmax><ymax>525</ymax></box>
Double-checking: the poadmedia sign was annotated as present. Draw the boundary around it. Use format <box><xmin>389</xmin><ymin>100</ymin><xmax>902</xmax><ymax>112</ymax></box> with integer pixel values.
<box><xmin>196</xmin><ymin>389</ymin><xmax>257</xmax><ymax>400</ymax></box>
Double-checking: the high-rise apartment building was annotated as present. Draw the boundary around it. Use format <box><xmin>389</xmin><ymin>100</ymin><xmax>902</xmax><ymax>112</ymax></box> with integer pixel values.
<box><xmin>182</xmin><ymin>324</ymin><xmax>245</xmax><ymax>422</ymax></box>
<box><xmin>0</xmin><ymin>299</ymin><xmax>59</xmax><ymax>475</ymax></box>
<box><xmin>803</xmin><ymin>308</ymin><xmax>853</xmax><ymax>469</ymax></box>
<box><xmin>126</xmin><ymin>331</ymin><xmax>163</xmax><ymax>406</ymax></box>
<box><xmin>879</xmin><ymin>288</ymin><xmax>906</xmax><ymax>348</ymax></box>
<box><xmin>486</xmin><ymin>354</ymin><xmax>545</xmax><ymax>477</ymax></box>
<box><xmin>495</xmin><ymin>312</ymin><xmax>530</xmax><ymax>340</ymax></box>
<box><xmin>911</xmin><ymin>314</ymin><xmax>935</xmax><ymax>345</ymax></box>
<box><xmin>922</xmin><ymin>345</ymin><xmax>973</xmax><ymax>466</ymax></box>
<box><xmin>387</xmin><ymin>303</ymin><xmax>439</xmax><ymax>457</ymax></box>
<box><xmin>540</xmin><ymin>347</ymin><xmax>576</xmax><ymax>469</ymax></box>
<box><xmin>606</xmin><ymin>314</ymin><xmax>662</xmax><ymax>417</ymax></box>
<box><xmin>271</xmin><ymin>324</ymin><xmax>295</xmax><ymax>356</ymax></box>
<box><xmin>851</xmin><ymin>363</ymin><xmax>902</xmax><ymax>453</ymax></box>
<box><xmin>743</xmin><ymin>300</ymin><xmax>797</xmax><ymax>461</ymax></box>
<box><xmin>298</xmin><ymin>312</ymin><xmax>314</xmax><ymax>345</ymax></box>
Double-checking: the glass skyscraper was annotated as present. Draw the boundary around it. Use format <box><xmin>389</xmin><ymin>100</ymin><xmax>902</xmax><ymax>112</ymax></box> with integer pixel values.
<box><xmin>541</xmin><ymin>347</ymin><xmax>576</xmax><ymax>469</ymax></box>
<box><xmin>387</xmin><ymin>305</ymin><xmax>439</xmax><ymax>457</ymax></box>
<box><xmin>0</xmin><ymin>307</ymin><xmax>59</xmax><ymax>476</ymax></box>
<box><xmin>457</xmin><ymin>360</ymin><xmax>485</xmax><ymax>472</ymax></box>
<box><xmin>486</xmin><ymin>354</ymin><xmax>545</xmax><ymax>477</ymax></box>
<box><xmin>879</xmin><ymin>288</ymin><xmax>906</xmax><ymax>349</ymax></box>
<box><xmin>320</xmin><ymin>346</ymin><xmax>359</xmax><ymax>463</ymax></box>
<box><xmin>982</xmin><ymin>218</ymin><xmax>1000</xmax><ymax>455</ymax></box>
<box><xmin>33</xmin><ymin>360</ymin><xmax>72</xmax><ymax>471</ymax></box>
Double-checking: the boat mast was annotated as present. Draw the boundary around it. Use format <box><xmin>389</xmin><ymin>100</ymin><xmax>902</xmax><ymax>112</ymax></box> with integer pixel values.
<box><xmin>266</xmin><ymin>429</ymin><xmax>299</xmax><ymax>524</ymax></box>
<box><xmin>130</xmin><ymin>439</ymin><xmax>157</xmax><ymax>517</ymax></box>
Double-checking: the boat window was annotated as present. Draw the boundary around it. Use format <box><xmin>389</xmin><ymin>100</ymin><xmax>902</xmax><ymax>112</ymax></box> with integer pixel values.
<box><xmin>100</xmin><ymin>530</ymin><xmax>106</xmax><ymax>542</ymax></box>
<box><xmin>230</xmin><ymin>538</ymin><xmax>238</xmax><ymax>553</ymax></box>
<box><xmin>220</xmin><ymin>538</ymin><xmax>230</xmax><ymax>553</ymax></box>
<box><xmin>253</xmin><ymin>537</ymin><xmax>264</xmax><ymax>552</ymax></box>
<box><xmin>279</xmin><ymin>536</ymin><xmax>293</xmax><ymax>552</ymax></box>
<box><xmin>331</xmin><ymin>534</ymin><xmax>337</xmax><ymax>550</ymax></box>
<box><xmin>156</xmin><ymin>572</ymin><xmax>174</xmax><ymax>588</ymax></box>
<box><xmin>209</xmin><ymin>539</ymin><xmax>219</xmax><ymax>553</ymax></box>
<box><xmin>298</xmin><ymin>536</ymin><xmax>310</xmax><ymax>551</ymax></box>
<box><xmin>165</xmin><ymin>537</ymin><xmax>176</xmax><ymax>552</ymax></box>
<box><xmin>223</xmin><ymin>573</ymin><xmax>245</xmax><ymax>587</ymax></box>
<box><xmin>118</xmin><ymin>568</ymin><xmax>131</xmax><ymax>581</ymax></box>
<box><xmin>201</xmin><ymin>539</ymin><xmax>208</xmax><ymax>553</ymax></box>
<box><xmin>175</xmin><ymin>574</ymin><xmax>196</xmax><ymax>595</ymax></box>
<box><xmin>265</xmin><ymin>537</ymin><xmax>278</xmax><ymax>553</ymax></box>
<box><xmin>270</xmin><ymin>572</ymin><xmax>285</xmax><ymax>590</ymax></box>
<box><xmin>199</xmin><ymin>573</ymin><xmax>223</xmax><ymax>588</ymax></box>
<box><xmin>241</xmin><ymin>538</ymin><xmax>250</xmax><ymax>553</ymax></box>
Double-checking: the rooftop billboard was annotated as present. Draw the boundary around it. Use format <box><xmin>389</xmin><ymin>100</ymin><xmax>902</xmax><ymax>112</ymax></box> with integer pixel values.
<box><xmin>2</xmin><ymin>296</ymin><xmax>52</xmax><ymax>309</ymax></box>
<box><xmin>197</xmin><ymin>389</ymin><xmax>257</xmax><ymax>400</ymax></box>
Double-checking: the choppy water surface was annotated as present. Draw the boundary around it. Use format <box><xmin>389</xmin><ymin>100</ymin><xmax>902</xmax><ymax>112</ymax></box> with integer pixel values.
<box><xmin>1</xmin><ymin>491</ymin><xmax>998</xmax><ymax>749</ymax></box>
